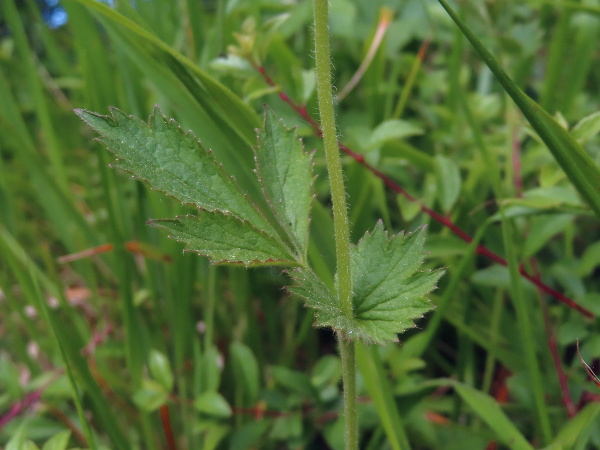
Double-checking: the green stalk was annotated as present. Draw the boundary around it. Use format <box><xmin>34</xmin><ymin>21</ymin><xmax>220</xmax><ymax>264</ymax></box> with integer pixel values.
<box><xmin>501</xmin><ymin>221</ymin><xmax>553</xmax><ymax>443</ymax></box>
<box><xmin>339</xmin><ymin>339</ymin><xmax>358</xmax><ymax>449</ymax></box>
<box><xmin>312</xmin><ymin>0</ymin><xmax>357</xmax><ymax>448</ymax></box>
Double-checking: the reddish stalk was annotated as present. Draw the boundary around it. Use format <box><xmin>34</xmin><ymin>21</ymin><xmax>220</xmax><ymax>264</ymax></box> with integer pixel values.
<box><xmin>58</xmin><ymin>241</ymin><xmax>173</xmax><ymax>264</ymax></box>
<box><xmin>0</xmin><ymin>369</ymin><xmax>64</xmax><ymax>431</ymax></box>
<box><xmin>531</xmin><ymin>258</ymin><xmax>577</xmax><ymax>417</ymax></box>
<box><xmin>0</xmin><ymin>390</ymin><xmax>42</xmax><ymax>430</ymax></box>
<box><xmin>511</xmin><ymin>124</ymin><xmax>576</xmax><ymax>416</ymax></box>
<box><xmin>160</xmin><ymin>404</ymin><xmax>177</xmax><ymax>450</ymax></box>
<box><xmin>254</xmin><ymin>63</ymin><xmax>593</xmax><ymax>319</ymax></box>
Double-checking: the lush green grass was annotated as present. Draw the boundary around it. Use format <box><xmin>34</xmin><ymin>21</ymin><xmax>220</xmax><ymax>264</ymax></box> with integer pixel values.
<box><xmin>1</xmin><ymin>0</ymin><xmax>599</xmax><ymax>448</ymax></box>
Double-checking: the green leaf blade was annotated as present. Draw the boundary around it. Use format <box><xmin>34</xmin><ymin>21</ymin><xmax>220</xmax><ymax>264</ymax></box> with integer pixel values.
<box><xmin>437</xmin><ymin>0</ymin><xmax>600</xmax><ymax>219</ymax></box>
<box><xmin>75</xmin><ymin>106</ymin><xmax>273</xmax><ymax>233</ymax></box>
<box><xmin>287</xmin><ymin>266</ymin><xmax>342</xmax><ymax>321</ymax></box>
<box><xmin>289</xmin><ymin>223</ymin><xmax>442</xmax><ymax>344</ymax></box>
<box><xmin>452</xmin><ymin>382</ymin><xmax>534</xmax><ymax>450</ymax></box>
<box><xmin>151</xmin><ymin>213</ymin><xmax>297</xmax><ymax>267</ymax></box>
<box><xmin>350</xmin><ymin>224</ymin><xmax>442</xmax><ymax>343</ymax></box>
<box><xmin>256</xmin><ymin>109</ymin><xmax>314</xmax><ymax>258</ymax></box>
<box><xmin>435</xmin><ymin>154</ymin><xmax>462</xmax><ymax>213</ymax></box>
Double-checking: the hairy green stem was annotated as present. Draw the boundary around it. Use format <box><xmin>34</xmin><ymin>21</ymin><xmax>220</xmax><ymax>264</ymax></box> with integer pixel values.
<box><xmin>338</xmin><ymin>337</ymin><xmax>358</xmax><ymax>448</ymax></box>
<box><xmin>312</xmin><ymin>0</ymin><xmax>352</xmax><ymax>320</ymax></box>
<box><xmin>312</xmin><ymin>0</ymin><xmax>357</xmax><ymax>447</ymax></box>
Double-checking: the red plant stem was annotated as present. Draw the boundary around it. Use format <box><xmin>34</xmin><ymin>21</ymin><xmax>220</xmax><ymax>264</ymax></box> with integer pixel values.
<box><xmin>254</xmin><ymin>62</ymin><xmax>594</xmax><ymax>319</ymax></box>
<box><xmin>160</xmin><ymin>404</ymin><xmax>177</xmax><ymax>450</ymax></box>
<box><xmin>341</xmin><ymin>143</ymin><xmax>593</xmax><ymax>318</ymax></box>
<box><xmin>0</xmin><ymin>369</ymin><xmax>63</xmax><ymax>430</ymax></box>
<box><xmin>0</xmin><ymin>390</ymin><xmax>41</xmax><ymax>430</ymax></box>
<box><xmin>530</xmin><ymin>258</ymin><xmax>577</xmax><ymax>417</ymax></box>
<box><xmin>513</xmin><ymin>127</ymin><xmax>576</xmax><ymax>415</ymax></box>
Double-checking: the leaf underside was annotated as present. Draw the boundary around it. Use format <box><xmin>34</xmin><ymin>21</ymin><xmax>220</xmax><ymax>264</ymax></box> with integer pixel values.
<box><xmin>290</xmin><ymin>222</ymin><xmax>443</xmax><ymax>344</ymax></box>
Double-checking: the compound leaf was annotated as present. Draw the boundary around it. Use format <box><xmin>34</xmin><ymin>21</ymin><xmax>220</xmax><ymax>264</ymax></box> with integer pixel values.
<box><xmin>151</xmin><ymin>213</ymin><xmax>297</xmax><ymax>267</ymax></box>
<box><xmin>256</xmin><ymin>109</ymin><xmax>314</xmax><ymax>258</ymax></box>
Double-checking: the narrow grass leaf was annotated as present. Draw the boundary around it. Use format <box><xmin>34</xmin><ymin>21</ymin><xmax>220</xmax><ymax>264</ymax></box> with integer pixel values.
<box><xmin>256</xmin><ymin>108</ymin><xmax>314</xmax><ymax>257</ymax></box>
<box><xmin>69</xmin><ymin>0</ymin><xmax>270</xmax><ymax>212</ymax></box>
<box><xmin>552</xmin><ymin>402</ymin><xmax>600</xmax><ymax>449</ymax></box>
<box><xmin>452</xmin><ymin>381</ymin><xmax>534</xmax><ymax>450</ymax></box>
<box><xmin>151</xmin><ymin>214</ymin><xmax>296</xmax><ymax>267</ymax></box>
<box><xmin>69</xmin><ymin>0</ymin><xmax>259</xmax><ymax>141</ymax></box>
<box><xmin>355</xmin><ymin>343</ymin><xmax>408</xmax><ymax>450</ymax></box>
<box><xmin>437</xmin><ymin>0</ymin><xmax>600</xmax><ymax>219</ymax></box>
<box><xmin>75</xmin><ymin>107</ymin><xmax>274</xmax><ymax>234</ymax></box>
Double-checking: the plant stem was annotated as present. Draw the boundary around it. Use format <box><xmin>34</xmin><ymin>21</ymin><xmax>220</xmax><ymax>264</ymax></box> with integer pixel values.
<box><xmin>312</xmin><ymin>0</ymin><xmax>357</xmax><ymax>448</ymax></box>
<box><xmin>312</xmin><ymin>0</ymin><xmax>352</xmax><ymax>320</ymax></box>
<box><xmin>339</xmin><ymin>337</ymin><xmax>358</xmax><ymax>448</ymax></box>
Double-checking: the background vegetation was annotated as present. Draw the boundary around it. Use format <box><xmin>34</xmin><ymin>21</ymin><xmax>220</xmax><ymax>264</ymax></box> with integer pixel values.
<box><xmin>1</xmin><ymin>0</ymin><xmax>599</xmax><ymax>448</ymax></box>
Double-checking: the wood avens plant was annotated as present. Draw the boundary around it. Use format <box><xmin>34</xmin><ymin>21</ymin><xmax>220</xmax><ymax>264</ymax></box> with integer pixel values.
<box><xmin>75</xmin><ymin>0</ymin><xmax>443</xmax><ymax>446</ymax></box>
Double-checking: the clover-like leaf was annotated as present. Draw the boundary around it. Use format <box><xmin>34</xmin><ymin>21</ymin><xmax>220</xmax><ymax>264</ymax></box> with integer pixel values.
<box><xmin>255</xmin><ymin>109</ymin><xmax>314</xmax><ymax>258</ymax></box>
<box><xmin>150</xmin><ymin>213</ymin><xmax>297</xmax><ymax>267</ymax></box>
<box><xmin>75</xmin><ymin>106</ymin><xmax>275</xmax><ymax>235</ymax></box>
<box><xmin>289</xmin><ymin>222</ymin><xmax>443</xmax><ymax>344</ymax></box>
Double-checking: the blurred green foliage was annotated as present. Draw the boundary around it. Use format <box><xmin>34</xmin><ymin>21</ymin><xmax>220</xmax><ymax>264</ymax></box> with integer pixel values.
<box><xmin>0</xmin><ymin>0</ymin><xmax>599</xmax><ymax>448</ymax></box>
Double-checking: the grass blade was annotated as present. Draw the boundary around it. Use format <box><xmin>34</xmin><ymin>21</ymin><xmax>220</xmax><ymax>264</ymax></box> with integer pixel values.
<box><xmin>437</xmin><ymin>0</ymin><xmax>600</xmax><ymax>219</ymax></box>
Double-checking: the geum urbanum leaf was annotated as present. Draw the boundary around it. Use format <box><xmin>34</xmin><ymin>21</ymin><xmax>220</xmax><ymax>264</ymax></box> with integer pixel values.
<box><xmin>75</xmin><ymin>106</ymin><xmax>271</xmax><ymax>229</ymax></box>
<box><xmin>75</xmin><ymin>106</ymin><xmax>299</xmax><ymax>266</ymax></box>
<box><xmin>289</xmin><ymin>222</ymin><xmax>443</xmax><ymax>344</ymax></box>
<box><xmin>255</xmin><ymin>108</ymin><xmax>314</xmax><ymax>260</ymax></box>
<box><xmin>150</xmin><ymin>213</ymin><xmax>296</xmax><ymax>267</ymax></box>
